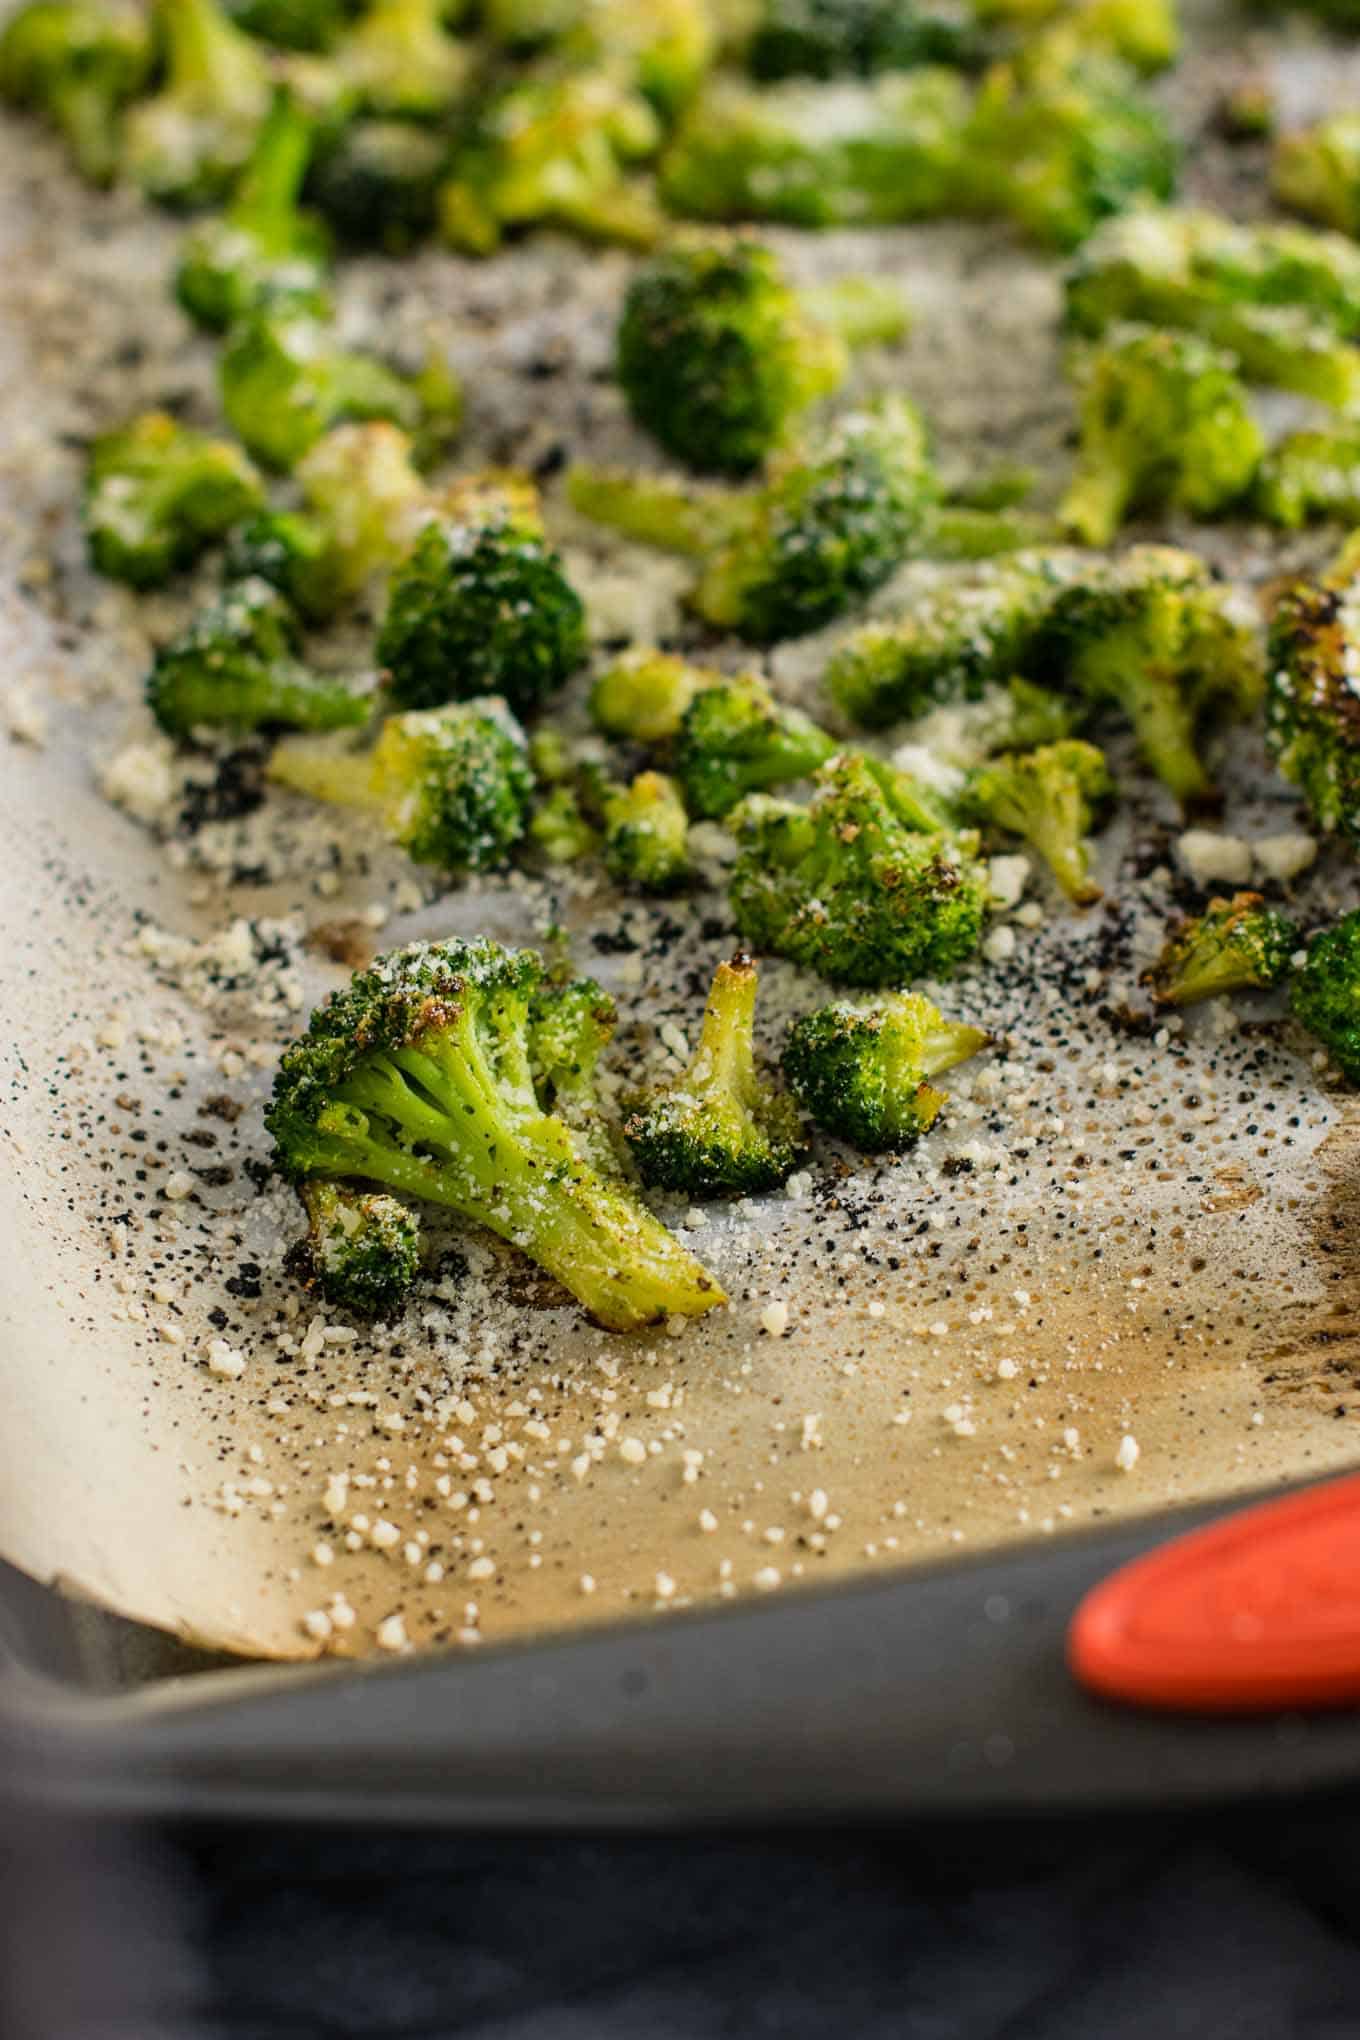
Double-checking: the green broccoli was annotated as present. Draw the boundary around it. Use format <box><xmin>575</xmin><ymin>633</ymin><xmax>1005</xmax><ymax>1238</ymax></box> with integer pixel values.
<box><xmin>86</xmin><ymin>410</ymin><xmax>265</xmax><ymax>589</ymax></box>
<box><xmin>1254</xmin><ymin>427</ymin><xmax>1360</xmax><ymax>531</ymax></box>
<box><xmin>305</xmin><ymin>117</ymin><xmax>447</xmax><ymax>252</ymax></box>
<box><xmin>616</xmin><ymin>232</ymin><xmax>909</xmax><ymax>476</ymax></box>
<box><xmin>376</xmin><ymin>500</ymin><xmax>587</xmax><ymax>717</ymax></box>
<box><xmin>0</xmin><ymin>0</ymin><xmax>151</xmax><ymax>186</ymax></box>
<box><xmin>623</xmin><ymin>954</ymin><xmax>804</xmax><ymax>1193</ymax></box>
<box><xmin>338</xmin><ymin>0</ymin><xmax>469</xmax><ymax>121</ymax></box>
<box><xmin>969</xmin><ymin>0</ymin><xmax>1179</xmax><ymax>75</ymax></box>
<box><xmin>527</xmin><ymin>969</ymin><xmax>622</xmax><ymax>1172</ymax></box>
<box><xmin>556</xmin><ymin>0</ymin><xmax>716</xmax><ymax>116</ymax></box>
<box><xmin>147</xmin><ymin>577</ymin><xmax>369</xmax><ymax>737</ymax></box>
<box><xmin>745</xmin><ymin>0</ymin><xmax>980</xmax><ymax>81</ymax></box>
<box><xmin>228</xmin><ymin>0</ymin><xmax>345</xmax><ymax>51</ymax></box>
<box><xmin>1143</xmin><ymin>891</ymin><xmax>1299</xmax><ymax>1008</ymax></box>
<box><xmin>960</xmin><ymin>738</ymin><xmax>1112</xmax><ymax>904</ymax></box>
<box><xmin>782</xmin><ymin>989</ymin><xmax>988</xmax><ymax>1150</ymax></box>
<box><xmin>266</xmin><ymin>936</ymin><xmax>726</xmax><ymax>1331</ymax></box>
<box><xmin>1058</xmin><ymin>325</ymin><xmax>1263</xmax><ymax>546</ymax></box>
<box><xmin>728</xmin><ymin>751</ymin><xmax>987</xmax><ymax>985</ymax></box>
<box><xmin>568</xmin><ymin>397</ymin><xmax>936</xmax><ymax>642</ymax></box>
<box><xmin>674</xmin><ymin>673</ymin><xmax>838</xmax><ymax>816</ymax></box>
<box><xmin>293</xmin><ymin>1179</ymin><xmax>421</xmax><ymax>1316</ymax></box>
<box><xmin>125</xmin><ymin>0</ymin><xmax>273</xmax><ymax>208</ymax></box>
<box><xmin>1290</xmin><ymin>912</ymin><xmax>1360</xmax><ymax>1085</ymax></box>
<box><xmin>529</xmin><ymin>784</ymin><xmax>602</xmax><ymax>864</ymax></box>
<box><xmin>175</xmin><ymin>91</ymin><xmax>332</xmax><ymax>332</ymax></box>
<box><xmin>593</xmin><ymin>767</ymin><xmax>692</xmax><ymax>892</ymax></box>
<box><xmin>1266</xmin><ymin>533</ymin><xmax>1360</xmax><ymax>843</ymax></box>
<box><xmin>589</xmin><ymin>648</ymin><xmax>724</xmax><ymax>743</ymax></box>
<box><xmin>266</xmin><ymin>698</ymin><xmax>533</xmax><ymax>869</ymax></box>
<box><xmin>219</xmin><ymin>305</ymin><xmax>462</xmax><ymax>471</ymax></box>
<box><xmin>1273</xmin><ymin>115</ymin><xmax>1360</xmax><ymax>239</ymax></box>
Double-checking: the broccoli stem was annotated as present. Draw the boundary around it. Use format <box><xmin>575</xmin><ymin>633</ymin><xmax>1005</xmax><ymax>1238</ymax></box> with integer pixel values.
<box><xmin>267</xmin><ymin>736</ymin><xmax>376</xmax><ymax>805</ymax></box>
<box><xmin>1057</xmin><ymin>464</ymin><xmax>1129</xmax><ymax>550</ymax></box>
<box><xmin>689</xmin><ymin>954</ymin><xmax>761</xmax><ymax>1118</ymax></box>
<box><xmin>801</xmin><ymin>276</ymin><xmax>910</xmax><ymax>349</ymax></box>
<box><xmin>566</xmin><ymin>465</ymin><xmax>750</xmax><ymax>556</ymax></box>
<box><xmin>164</xmin><ymin>0</ymin><xmax>240</xmax><ymax>92</ymax></box>
<box><xmin>235</xmin><ymin>87</ymin><xmax>312</xmax><ymax>227</ymax></box>
<box><xmin>929</xmin><ymin>504</ymin><xmax>1057</xmax><ymax>560</ymax></box>
<box><xmin>922</xmin><ymin>1019</ymin><xmax>991</xmax><ymax>1078</ymax></box>
<box><xmin>53</xmin><ymin>79</ymin><xmax>120</xmax><ymax>183</ymax></box>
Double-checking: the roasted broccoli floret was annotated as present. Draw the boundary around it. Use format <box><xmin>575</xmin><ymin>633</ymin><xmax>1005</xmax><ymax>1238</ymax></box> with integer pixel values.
<box><xmin>125</xmin><ymin>0</ymin><xmax>273</xmax><ymax>207</ymax></box>
<box><xmin>728</xmin><ymin>751</ymin><xmax>987</xmax><ymax>985</ymax></box>
<box><xmin>960</xmin><ymin>738</ymin><xmax>1112</xmax><ymax>904</ymax></box>
<box><xmin>376</xmin><ymin>500</ymin><xmax>587</xmax><ymax>716</ymax></box>
<box><xmin>674</xmin><ymin>672</ymin><xmax>837</xmax><ymax>816</ymax></box>
<box><xmin>338</xmin><ymin>0</ymin><xmax>469</xmax><ymax>121</ymax></box>
<box><xmin>267</xmin><ymin>698</ymin><xmax>533</xmax><ymax>868</ymax></box>
<box><xmin>1143</xmin><ymin>892</ymin><xmax>1298</xmax><ymax>1008</ymax></box>
<box><xmin>1266</xmin><ymin>534</ymin><xmax>1360</xmax><ymax>843</ymax></box>
<box><xmin>147</xmin><ymin>577</ymin><xmax>369</xmax><ymax>737</ymax></box>
<box><xmin>1273</xmin><ymin>115</ymin><xmax>1360</xmax><ymax>239</ymax></box>
<box><xmin>617</xmin><ymin>232</ymin><xmax>908</xmax><ymax>476</ymax></box>
<box><xmin>623</xmin><ymin>953</ymin><xmax>804</xmax><ymax>1193</ymax></box>
<box><xmin>1291</xmin><ymin>912</ymin><xmax>1360</xmax><ymax>1085</ymax></box>
<box><xmin>0</xmin><ymin>0</ymin><xmax>151</xmax><ymax>185</ymax></box>
<box><xmin>293</xmin><ymin>1179</ymin><xmax>421</xmax><ymax>1316</ymax></box>
<box><xmin>568</xmin><ymin>397</ymin><xmax>936</xmax><ymax>642</ymax></box>
<box><xmin>782</xmin><ymin>989</ymin><xmax>988</xmax><ymax>1149</ymax></box>
<box><xmin>527</xmin><ymin>969</ymin><xmax>621</xmax><ymax>1171</ymax></box>
<box><xmin>1255</xmin><ymin>428</ymin><xmax>1360</xmax><ymax>530</ymax></box>
<box><xmin>969</xmin><ymin>0</ymin><xmax>1179</xmax><ymax>75</ymax></box>
<box><xmin>529</xmin><ymin>784</ymin><xmax>601</xmax><ymax>864</ymax></box>
<box><xmin>266</xmin><ymin>936</ymin><xmax>725</xmax><ymax>1330</ymax></box>
<box><xmin>219</xmin><ymin>306</ymin><xmax>462</xmax><ymax>470</ymax></box>
<box><xmin>552</xmin><ymin>0</ymin><xmax>715</xmax><ymax>116</ymax></box>
<box><xmin>746</xmin><ymin>0</ymin><xmax>979</xmax><ymax>80</ymax></box>
<box><xmin>594</xmin><ymin>768</ymin><xmax>692</xmax><ymax>892</ymax></box>
<box><xmin>305</xmin><ymin>117</ymin><xmax>447</xmax><ymax>252</ymax></box>
<box><xmin>86</xmin><ymin>410</ymin><xmax>265</xmax><ymax>588</ymax></box>
<box><xmin>228</xmin><ymin>0</ymin><xmax>344</xmax><ymax>51</ymax></box>
<box><xmin>1058</xmin><ymin>325</ymin><xmax>1262</xmax><ymax>546</ymax></box>
<box><xmin>589</xmin><ymin>648</ymin><xmax>723</xmax><ymax>743</ymax></box>
<box><xmin>176</xmin><ymin>91</ymin><xmax>331</xmax><ymax>331</ymax></box>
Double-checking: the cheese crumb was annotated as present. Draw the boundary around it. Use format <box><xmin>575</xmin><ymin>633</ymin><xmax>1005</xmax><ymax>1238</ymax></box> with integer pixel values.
<box><xmin>618</xmin><ymin>1436</ymin><xmax>647</xmax><ymax>1465</ymax></box>
<box><xmin>1176</xmin><ymin>829</ymin><xmax>1252</xmax><ymax>889</ymax></box>
<box><xmin>761</xmin><ymin>1299</ymin><xmax>791</xmax><ymax>1338</ymax></box>
<box><xmin>375</xmin><ymin>1613</ymin><xmax>409</xmax><ymax>1653</ymax></box>
<box><xmin>1115</xmin><ymin>1434</ymin><xmax>1140</xmax><ymax>1472</ymax></box>
<box><xmin>1253</xmin><ymin>832</ymin><xmax>1317</xmax><ymax>884</ymax></box>
<box><xmin>987</xmin><ymin>854</ymin><xmax>1031</xmax><ymax>910</ymax></box>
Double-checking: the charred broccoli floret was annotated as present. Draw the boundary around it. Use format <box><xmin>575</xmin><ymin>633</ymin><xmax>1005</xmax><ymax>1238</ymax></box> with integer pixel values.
<box><xmin>592</xmin><ymin>767</ymin><xmax>691</xmax><ymax>892</ymax></box>
<box><xmin>293</xmin><ymin>1179</ymin><xmax>421</xmax><ymax>1316</ymax></box>
<box><xmin>624</xmin><ymin>954</ymin><xmax>804</xmax><ymax>1193</ymax></box>
<box><xmin>616</xmin><ymin>233</ymin><xmax>908</xmax><ymax>476</ymax></box>
<box><xmin>1290</xmin><ymin>912</ymin><xmax>1360</xmax><ymax>1085</ymax></box>
<box><xmin>376</xmin><ymin>500</ymin><xmax>587</xmax><ymax>716</ymax></box>
<box><xmin>745</xmin><ymin>0</ymin><xmax>980</xmax><ymax>81</ymax></box>
<box><xmin>86</xmin><ymin>410</ymin><xmax>265</xmax><ymax>588</ymax></box>
<box><xmin>125</xmin><ymin>0</ymin><xmax>272</xmax><ymax>208</ymax></box>
<box><xmin>176</xmin><ymin>91</ymin><xmax>332</xmax><ymax>330</ymax></box>
<box><xmin>219</xmin><ymin>306</ymin><xmax>462</xmax><ymax>470</ymax></box>
<box><xmin>1143</xmin><ymin>891</ymin><xmax>1298</xmax><ymax>1008</ymax></box>
<box><xmin>1254</xmin><ymin>427</ymin><xmax>1360</xmax><ymax>530</ymax></box>
<box><xmin>568</xmin><ymin>397</ymin><xmax>936</xmax><ymax>642</ymax></box>
<box><xmin>674</xmin><ymin>673</ymin><xmax>837</xmax><ymax>816</ymax></box>
<box><xmin>266</xmin><ymin>698</ymin><xmax>533</xmax><ymax>869</ymax></box>
<box><xmin>0</xmin><ymin>0</ymin><xmax>151</xmax><ymax>185</ymax></box>
<box><xmin>1058</xmin><ymin>325</ymin><xmax>1262</xmax><ymax>546</ymax></box>
<box><xmin>728</xmin><ymin>751</ymin><xmax>987</xmax><ymax>985</ymax></box>
<box><xmin>1273</xmin><ymin>115</ymin><xmax>1360</xmax><ymax>238</ymax></box>
<box><xmin>305</xmin><ymin>117</ymin><xmax>447</xmax><ymax>252</ymax></box>
<box><xmin>589</xmin><ymin>648</ymin><xmax>723</xmax><ymax>743</ymax></box>
<box><xmin>960</xmin><ymin>738</ymin><xmax>1112</xmax><ymax>904</ymax></box>
<box><xmin>338</xmin><ymin>0</ymin><xmax>469</xmax><ymax>121</ymax></box>
<box><xmin>1266</xmin><ymin>534</ymin><xmax>1360</xmax><ymax>843</ymax></box>
<box><xmin>266</xmin><ymin>936</ymin><xmax>725</xmax><ymax>1330</ymax></box>
<box><xmin>782</xmin><ymin>990</ymin><xmax>988</xmax><ymax>1149</ymax></box>
<box><xmin>147</xmin><ymin>577</ymin><xmax>369</xmax><ymax>736</ymax></box>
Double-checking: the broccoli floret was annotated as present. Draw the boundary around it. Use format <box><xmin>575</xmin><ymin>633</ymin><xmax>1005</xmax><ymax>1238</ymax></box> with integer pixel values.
<box><xmin>1143</xmin><ymin>891</ymin><xmax>1298</xmax><ymax>1008</ymax></box>
<box><xmin>1290</xmin><ymin>912</ymin><xmax>1360</xmax><ymax>1085</ymax></box>
<box><xmin>219</xmin><ymin>306</ymin><xmax>462</xmax><ymax>470</ymax></box>
<box><xmin>86</xmin><ymin>410</ymin><xmax>265</xmax><ymax>589</ymax></box>
<box><xmin>728</xmin><ymin>751</ymin><xmax>987</xmax><ymax>985</ymax></box>
<box><xmin>337</xmin><ymin>0</ymin><xmax>469</xmax><ymax>121</ymax></box>
<box><xmin>1266</xmin><ymin>534</ymin><xmax>1360</xmax><ymax>843</ymax></box>
<box><xmin>293</xmin><ymin>1179</ymin><xmax>421</xmax><ymax>1316</ymax></box>
<box><xmin>595</xmin><ymin>768</ymin><xmax>691</xmax><ymax>892</ymax></box>
<box><xmin>0</xmin><ymin>0</ymin><xmax>151</xmax><ymax>185</ymax></box>
<box><xmin>1058</xmin><ymin>325</ymin><xmax>1263</xmax><ymax>546</ymax></box>
<box><xmin>1273</xmin><ymin>115</ymin><xmax>1360</xmax><ymax>238</ymax></box>
<box><xmin>960</xmin><ymin>738</ymin><xmax>1112</xmax><ymax>904</ymax></box>
<box><xmin>970</xmin><ymin>0</ymin><xmax>1179</xmax><ymax>75</ymax></box>
<box><xmin>1255</xmin><ymin>428</ymin><xmax>1360</xmax><ymax>531</ymax></box>
<box><xmin>782</xmin><ymin>989</ymin><xmax>988</xmax><ymax>1149</ymax></box>
<box><xmin>482</xmin><ymin>0</ymin><xmax>713</xmax><ymax>113</ymax></box>
<box><xmin>674</xmin><ymin>672</ymin><xmax>837</xmax><ymax>816</ymax></box>
<box><xmin>176</xmin><ymin>91</ymin><xmax>332</xmax><ymax>332</ymax></box>
<box><xmin>125</xmin><ymin>0</ymin><xmax>273</xmax><ymax>208</ymax></box>
<box><xmin>267</xmin><ymin>698</ymin><xmax>533</xmax><ymax>869</ymax></box>
<box><xmin>623</xmin><ymin>953</ymin><xmax>804</xmax><ymax>1193</ymax></box>
<box><xmin>377</xmin><ymin>505</ymin><xmax>587</xmax><ymax>717</ymax></box>
<box><xmin>569</xmin><ymin>397</ymin><xmax>936</xmax><ymax>642</ymax></box>
<box><xmin>746</xmin><ymin>0</ymin><xmax>979</xmax><ymax>80</ymax></box>
<box><xmin>266</xmin><ymin>936</ymin><xmax>725</xmax><ymax>1330</ymax></box>
<box><xmin>523</xmin><ymin>969</ymin><xmax>622</xmax><ymax>1172</ymax></box>
<box><xmin>617</xmin><ymin>233</ymin><xmax>908</xmax><ymax>477</ymax></box>
<box><xmin>529</xmin><ymin>784</ymin><xmax>601</xmax><ymax>864</ymax></box>
<box><xmin>147</xmin><ymin>577</ymin><xmax>370</xmax><ymax>737</ymax></box>
<box><xmin>228</xmin><ymin>0</ymin><xmax>344</xmax><ymax>51</ymax></box>
<box><xmin>589</xmin><ymin>648</ymin><xmax>724</xmax><ymax>743</ymax></box>
<box><xmin>305</xmin><ymin>117</ymin><xmax>447</xmax><ymax>252</ymax></box>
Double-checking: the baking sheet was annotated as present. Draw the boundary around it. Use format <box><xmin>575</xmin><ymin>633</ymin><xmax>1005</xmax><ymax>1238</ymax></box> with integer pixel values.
<box><xmin>5</xmin><ymin>0</ymin><xmax>1360</xmax><ymax>1667</ymax></box>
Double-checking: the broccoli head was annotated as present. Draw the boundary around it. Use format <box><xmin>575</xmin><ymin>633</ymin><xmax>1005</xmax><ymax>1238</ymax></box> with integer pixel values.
<box><xmin>1266</xmin><ymin>534</ymin><xmax>1360</xmax><ymax>843</ymax></box>
<box><xmin>554</xmin><ymin>0</ymin><xmax>716</xmax><ymax>117</ymax></box>
<box><xmin>674</xmin><ymin>672</ymin><xmax>837</xmax><ymax>816</ymax></box>
<box><xmin>527</xmin><ymin>969</ymin><xmax>622</xmax><ymax>1173</ymax></box>
<box><xmin>265</xmin><ymin>936</ymin><xmax>725</xmax><ymax>1330</ymax></box>
<box><xmin>1290</xmin><ymin>912</ymin><xmax>1360</xmax><ymax>1085</ymax></box>
<box><xmin>86</xmin><ymin>411</ymin><xmax>266</xmax><ymax>589</ymax></box>
<box><xmin>728</xmin><ymin>751</ymin><xmax>987</xmax><ymax>985</ymax></box>
<box><xmin>594</xmin><ymin>768</ymin><xmax>692</xmax><ymax>892</ymax></box>
<box><xmin>623</xmin><ymin>954</ymin><xmax>805</xmax><ymax>1194</ymax></box>
<box><xmin>0</xmin><ymin>0</ymin><xmax>151</xmax><ymax>186</ymax></box>
<box><xmin>267</xmin><ymin>697</ymin><xmax>533</xmax><ymax>870</ymax></box>
<box><xmin>528</xmin><ymin>784</ymin><xmax>601</xmax><ymax>865</ymax></box>
<box><xmin>305</xmin><ymin>117</ymin><xmax>447</xmax><ymax>252</ymax></box>
<box><xmin>1058</xmin><ymin>324</ymin><xmax>1263</xmax><ymax>547</ymax></box>
<box><xmin>1143</xmin><ymin>891</ymin><xmax>1299</xmax><ymax>1008</ymax></box>
<box><xmin>376</xmin><ymin>507</ymin><xmax>587</xmax><ymax>717</ymax></box>
<box><xmin>589</xmin><ymin>648</ymin><xmax>723</xmax><ymax>743</ymax></box>
<box><xmin>293</xmin><ymin>1179</ymin><xmax>421</xmax><ymax>1317</ymax></box>
<box><xmin>338</xmin><ymin>0</ymin><xmax>470</xmax><ymax>122</ymax></box>
<box><xmin>1273</xmin><ymin>114</ymin><xmax>1360</xmax><ymax>239</ymax></box>
<box><xmin>147</xmin><ymin>577</ymin><xmax>370</xmax><ymax>737</ymax></box>
<box><xmin>175</xmin><ymin>90</ymin><xmax>332</xmax><ymax>331</ymax></box>
<box><xmin>960</xmin><ymin>738</ymin><xmax>1112</xmax><ymax>905</ymax></box>
<box><xmin>125</xmin><ymin>0</ymin><xmax>273</xmax><ymax>208</ymax></box>
<box><xmin>745</xmin><ymin>0</ymin><xmax>980</xmax><ymax>81</ymax></box>
<box><xmin>1254</xmin><ymin>427</ymin><xmax>1360</xmax><ymax>531</ymax></box>
<box><xmin>782</xmin><ymin>990</ymin><xmax>988</xmax><ymax>1150</ymax></box>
